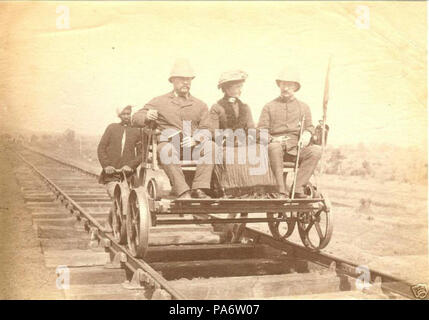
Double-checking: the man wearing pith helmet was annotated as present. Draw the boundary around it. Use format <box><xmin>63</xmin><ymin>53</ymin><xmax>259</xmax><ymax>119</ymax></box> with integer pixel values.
<box><xmin>258</xmin><ymin>66</ymin><xmax>321</xmax><ymax>199</ymax></box>
<box><xmin>132</xmin><ymin>59</ymin><xmax>214</xmax><ymax>199</ymax></box>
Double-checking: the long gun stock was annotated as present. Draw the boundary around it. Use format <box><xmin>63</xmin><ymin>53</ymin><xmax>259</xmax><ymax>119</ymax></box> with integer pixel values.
<box><xmin>320</xmin><ymin>56</ymin><xmax>332</xmax><ymax>174</ymax></box>
<box><xmin>290</xmin><ymin>114</ymin><xmax>306</xmax><ymax>199</ymax></box>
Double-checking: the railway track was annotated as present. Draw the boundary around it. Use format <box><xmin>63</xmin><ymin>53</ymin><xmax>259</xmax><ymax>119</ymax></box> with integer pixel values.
<box><xmin>6</xmin><ymin>144</ymin><xmax>416</xmax><ymax>300</ymax></box>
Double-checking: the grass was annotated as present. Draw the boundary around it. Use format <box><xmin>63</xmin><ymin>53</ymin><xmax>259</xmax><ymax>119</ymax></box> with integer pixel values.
<box><xmin>321</xmin><ymin>143</ymin><xmax>427</xmax><ymax>185</ymax></box>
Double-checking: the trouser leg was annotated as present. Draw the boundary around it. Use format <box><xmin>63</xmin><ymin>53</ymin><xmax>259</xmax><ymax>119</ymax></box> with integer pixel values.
<box><xmin>105</xmin><ymin>181</ymin><xmax>117</xmax><ymax>230</ymax></box>
<box><xmin>192</xmin><ymin>140</ymin><xmax>216</xmax><ymax>189</ymax></box>
<box><xmin>105</xmin><ymin>181</ymin><xmax>117</xmax><ymax>199</ymax></box>
<box><xmin>294</xmin><ymin>145</ymin><xmax>322</xmax><ymax>193</ymax></box>
<box><xmin>268</xmin><ymin>142</ymin><xmax>287</xmax><ymax>194</ymax></box>
<box><xmin>158</xmin><ymin>141</ymin><xmax>190</xmax><ymax>196</ymax></box>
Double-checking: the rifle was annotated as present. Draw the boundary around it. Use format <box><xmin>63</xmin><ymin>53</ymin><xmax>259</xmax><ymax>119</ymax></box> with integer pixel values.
<box><xmin>290</xmin><ymin>114</ymin><xmax>306</xmax><ymax>199</ymax></box>
<box><xmin>320</xmin><ymin>56</ymin><xmax>332</xmax><ymax>174</ymax></box>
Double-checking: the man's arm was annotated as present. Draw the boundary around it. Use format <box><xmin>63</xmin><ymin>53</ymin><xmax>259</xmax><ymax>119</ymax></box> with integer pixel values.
<box><xmin>132</xmin><ymin>106</ymin><xmax>149</xmax><ymax>127</ymax></box>
<box><xmin>302</xmin><ymin>103</ymin><xmax>315</xmax><ymax>136</ymax></box>
<box><xmin>198</xmin><ymin>103</ymin><xmax>209</xmax><ymax>127</ymax></box>
<box><xmin>132</xmin><ymin>97</ymin><xmax>160</xmax><ymax>127</ymax></box>
<box><xmin>257</xmin><ymin>104</ymin><xmax>271</xmax><ymax>131</ymax></box>
<box><xmin>257</xmin><ymin>105</ymin><xmax>271</xmax><ymax>145</ymax></box>
<box><xmin>199</xmin><ymin>104</ymin><xmax>220</xmax><ymax>135</ymax></box>
<box><xmin>97</xmin><ymin>124</ymin><xmax>112</xmax><ymax>168</ymax></box>
<box><xmin>193</xmin><ymin>103</ymin><xmax>213</xmax><ymax>142</ymax></box>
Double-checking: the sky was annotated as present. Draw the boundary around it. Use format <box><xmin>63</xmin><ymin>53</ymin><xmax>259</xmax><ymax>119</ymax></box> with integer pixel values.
<box><xmin>0</xmin><ymin>1</ymin><xmax>427</xmax><ymax>148</ymax></box>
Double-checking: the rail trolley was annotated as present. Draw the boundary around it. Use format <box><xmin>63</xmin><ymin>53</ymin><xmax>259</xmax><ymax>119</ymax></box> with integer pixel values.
<box><xmin>109</xmin><ymin>124</ymin><xmax>333</xmax><ymax>258</ymax></box>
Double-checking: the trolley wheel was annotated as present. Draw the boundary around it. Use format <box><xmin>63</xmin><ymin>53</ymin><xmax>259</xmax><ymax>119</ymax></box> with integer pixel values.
<box><xmin>303</xmin><ymin>182</ymin><xmax>320</xmax><ymax>198</ymax></box>
<box><xmin>267</xmin><ymin>212</ymin><xmax>296</xmax><ymax>240</ymax></box>
<box><xmin>126</xmin><ymin>187</ymin><xmax>150</xmax><ymax>258</ymax></box>
<box><xmin>147</xmin><ymin>178</ymin><xmax>157</xmax><ymax>200</ymax></box>
<box><xmin>112</xmin><ymin>184</ymin><xmax>127</xmax><ymax>244</ymax></box>
<box><xmin>297</xmin><ymin>194</ymin><xmax>333</xmax><ymax>251</ymax></box>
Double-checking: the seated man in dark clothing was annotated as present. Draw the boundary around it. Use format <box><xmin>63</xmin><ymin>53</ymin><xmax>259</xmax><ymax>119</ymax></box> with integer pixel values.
<box><xmin>97</xmin><ymin>105</ymin><xmax>142</xmax><ymax>229</ymax></box>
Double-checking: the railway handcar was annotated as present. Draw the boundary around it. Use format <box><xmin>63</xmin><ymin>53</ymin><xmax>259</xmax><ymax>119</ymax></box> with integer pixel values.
<box><xmin>110</xmin><ymin>125</ymin><xmax>333</xmax><ymax>258</ymax></box>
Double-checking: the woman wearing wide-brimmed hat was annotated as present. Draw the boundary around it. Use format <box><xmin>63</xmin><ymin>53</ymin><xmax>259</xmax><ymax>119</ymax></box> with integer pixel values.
<box><xmin>200</xmin><ymin>70</ymin><xmax>278</xmax><ymax>199</ymax></box>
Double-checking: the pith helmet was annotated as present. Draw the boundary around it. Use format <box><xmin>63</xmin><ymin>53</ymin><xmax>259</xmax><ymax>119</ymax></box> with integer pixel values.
<box><xmin>218</xmin><ymin>70</ymin><xmax>248</xmax><ymax>89</ymax></box>
<box><xmin>169</xmin><ymin>58</ymin><xmax>195</xmax><ymax>82</ymax></box>
<box><xmin>276</xmin><ymin>67</ymin><xmax>301</xmax><ymax>91</ymax></box>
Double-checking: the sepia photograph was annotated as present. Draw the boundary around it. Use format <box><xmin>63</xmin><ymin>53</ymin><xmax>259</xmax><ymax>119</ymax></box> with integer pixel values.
<box><xmin>0</xmin><ymin>0</ymin><xmax>427</xmax><ymax>303</ymax></box>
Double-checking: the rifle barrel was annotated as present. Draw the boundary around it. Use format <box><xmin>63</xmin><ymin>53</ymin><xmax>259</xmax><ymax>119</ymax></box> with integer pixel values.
<box><xmin>320</xmin><ymin>57</ymin><xmax>332</xmax><ymax>174</ymax></box>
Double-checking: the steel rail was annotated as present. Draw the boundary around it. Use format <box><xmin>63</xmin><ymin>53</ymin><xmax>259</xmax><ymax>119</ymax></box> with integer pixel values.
<box><xmin>17</xmin><ymin>145</ymin><xmax>418</xmax><ymax>300</ymax></box>
<box><xmin>13</xmin><ymin>149</ymin><xmax>186</xmax><ymax>300</ymax></box>
<box><xmin>191</xmin><ymin>212</ymin><xmax>417</xmax><ymax>300</ymax></box>
<box><xmin>244</xmin><ymin>229</ymin><xmax>416</xmax><ymax>299</ymax></box>
<box><xmin>20</xmin><ymin>145</ymin><xmax>100</xmax><ymax>177</ymax></box>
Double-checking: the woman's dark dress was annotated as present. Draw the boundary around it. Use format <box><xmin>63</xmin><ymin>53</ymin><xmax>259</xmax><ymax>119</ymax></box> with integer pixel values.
<box><xmin>200</xmin><ymin>96</ymin><xmax>278</xmax><ymax>198</ymax></box>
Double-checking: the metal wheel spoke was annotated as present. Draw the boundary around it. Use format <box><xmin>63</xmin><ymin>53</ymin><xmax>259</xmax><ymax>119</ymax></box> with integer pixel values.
<box><xmin>314</xmin><ymin>209</ymin><xmax>323</xmax><ymax>218</ymax></box>
<box><xmin>314</xmin><ymin>221</ymin><xmax>324</xmax><ymax>239</ymax></box>
<box><xmin>130</xmin><ymin>214</ymin><xmax>137</xmax><ymax>238</ymax></box>
<box><xmin>305</xmin><ymin>221</ymin><xmax>314</xmax><ymax>233</ymax></box>
<box><xmin>296</xmin><ymin>193</ymin><xmax>332</xmax><ymax>251</ymax></box>
<box><xmin>134</xmin><ymin>220</ymin><xmax>139</xmax><ymax>234</ymax></box>
<box><xmin>267</xmin><ymin>211</ymin><xmax>296</xmax><ymax>240</ymax></box>
<box><xmin>132</xmin><ymin>213</ymin><xmax>139</xmax><ymax>237</ymax></box>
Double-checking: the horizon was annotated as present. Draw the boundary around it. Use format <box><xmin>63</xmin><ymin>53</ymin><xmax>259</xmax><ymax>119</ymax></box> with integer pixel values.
<box><xmin>4</xmin><ymin>126</ymin><xmax>427</xmax><ymax>153</ymax></box>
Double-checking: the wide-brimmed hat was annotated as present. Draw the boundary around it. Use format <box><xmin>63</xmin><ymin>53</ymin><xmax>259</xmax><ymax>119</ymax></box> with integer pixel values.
<box><xmin>218</xmin><ymin>70</ymin><xmax>248</xmax><ymax>89</ymax></box>
<box><xmin>169</xmin><ymin>58</ymin><xmax>195</xmax><ymax>82</ymax></box>
<box><xmin>276</xmin><ymin>67</ymin><xmax>301</xmax><ymax>91</ymax></box>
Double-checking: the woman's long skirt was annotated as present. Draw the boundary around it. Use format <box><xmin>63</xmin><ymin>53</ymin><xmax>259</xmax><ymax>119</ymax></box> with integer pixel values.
<box><xmin>214</xmin><ymin>143</ymin><xmax>278</xmax><ymax>198</ymax></box>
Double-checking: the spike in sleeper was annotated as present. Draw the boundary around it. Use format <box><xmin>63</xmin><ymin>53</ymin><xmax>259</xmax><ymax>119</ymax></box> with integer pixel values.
<box><xmin>105</xmin><ymin>251</ymin><xmax>127</xmax><ymax>269</ymax></box>
<box><xmin>122</xmin><ymin>269</ymin><xmax>146</xmax><ymax>290</ymax></box>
